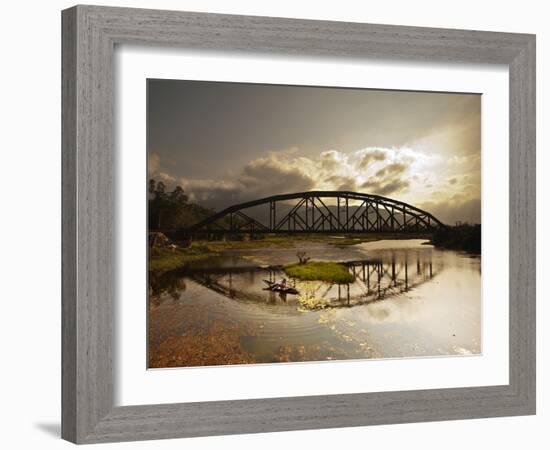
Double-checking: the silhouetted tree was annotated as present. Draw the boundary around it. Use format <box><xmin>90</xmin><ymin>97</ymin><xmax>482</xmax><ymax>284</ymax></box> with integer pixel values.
<box><xmin>170</xmin><ymin>185</ymin><xmax>188</xmax><ymax>203</ymax></box>
<box><xmin>149</xmin><ymin>180</ymin><xmax>183</xmax><ymax>228</ymax></box>
<box><xmin>148</xmin><ymin>179</ymin><xmax>218</xmax><ymax>229</ymax></box>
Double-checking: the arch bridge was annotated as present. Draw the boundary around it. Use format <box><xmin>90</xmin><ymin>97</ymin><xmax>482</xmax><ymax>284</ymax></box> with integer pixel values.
<box><xmin>184</xmin><ymin>191</ymin><xmax>446</xmax><ymax>235</ymax></box>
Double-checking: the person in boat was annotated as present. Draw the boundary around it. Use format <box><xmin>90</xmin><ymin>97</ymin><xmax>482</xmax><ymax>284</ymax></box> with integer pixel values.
<box><xmin>271</xmin><ymin>278</ymin><xmax>287</xmax><ymax>290</ymax></box>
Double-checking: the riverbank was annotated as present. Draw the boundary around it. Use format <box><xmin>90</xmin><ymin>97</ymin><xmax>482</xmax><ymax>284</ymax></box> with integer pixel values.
<box><xmin>149</xmin><ymin>233</ymin><xmax>433</xmax><ymax>273</ymax></box>
<box><xmin>148</xmin><ymin>246</ymin><xmax>219</xmax><ymax>272</ymax></box>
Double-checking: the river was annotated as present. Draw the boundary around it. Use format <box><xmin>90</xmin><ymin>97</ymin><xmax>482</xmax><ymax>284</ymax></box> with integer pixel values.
<box><xmin>148</xmin><ymin>239</ymin><xmax>481</xmax><ymax>368</ymax></box>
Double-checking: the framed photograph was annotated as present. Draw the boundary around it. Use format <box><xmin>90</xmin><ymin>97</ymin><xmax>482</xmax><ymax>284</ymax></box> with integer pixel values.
<box><xmin>62</xmin><ymin>5</ymin><xmax>536</xmax><ymax>444</ymax></box>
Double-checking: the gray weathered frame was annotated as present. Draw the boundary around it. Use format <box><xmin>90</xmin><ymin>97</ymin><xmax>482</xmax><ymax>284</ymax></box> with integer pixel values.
<box><xmin>62</xmin><ymin>5</ymin><xmax>536</xmax><ymax>444</ymax></box>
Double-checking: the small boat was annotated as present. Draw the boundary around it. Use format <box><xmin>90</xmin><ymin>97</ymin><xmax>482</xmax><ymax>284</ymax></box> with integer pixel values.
<box><xmin>262</xmin><ymin>280</ymin><xmax>299</xmax><ymax>295</ymax></box>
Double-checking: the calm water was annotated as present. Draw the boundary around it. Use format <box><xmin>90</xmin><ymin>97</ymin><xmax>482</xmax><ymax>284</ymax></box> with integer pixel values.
<box><xmin>148</xmin><ymin>239</ymin><xmax>481</xmax><ymax>368</ymax></box>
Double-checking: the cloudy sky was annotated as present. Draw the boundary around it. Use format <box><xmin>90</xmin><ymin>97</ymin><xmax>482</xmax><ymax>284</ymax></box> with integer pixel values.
<box><xmin>148</xmin><ymin>79</ymin><xmax>481</xmax><ymax>224</ymax></box>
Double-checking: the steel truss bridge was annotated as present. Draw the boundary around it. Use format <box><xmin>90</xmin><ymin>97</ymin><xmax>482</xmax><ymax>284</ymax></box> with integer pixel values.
<box><xmin>184</xmin><ymin>191</ymin><xmax>446</xmax><ymax>235</ymax></box>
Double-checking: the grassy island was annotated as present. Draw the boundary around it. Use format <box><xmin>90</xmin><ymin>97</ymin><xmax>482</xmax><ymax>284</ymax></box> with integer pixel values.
<box><xmin>284</xmin><ymin>261</ymin><xmax>355</xmax><ymax>283</ymax></box>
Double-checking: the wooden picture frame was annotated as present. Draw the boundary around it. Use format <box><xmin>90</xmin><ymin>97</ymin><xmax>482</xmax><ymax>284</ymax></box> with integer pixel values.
<box><xmin>62</xmin><ymin>5</ymin><xmax>536</xmax><ymax>444</ymax></box>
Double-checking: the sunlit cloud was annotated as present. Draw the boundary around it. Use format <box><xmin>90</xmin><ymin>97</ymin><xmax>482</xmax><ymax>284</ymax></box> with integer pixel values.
<box><xmin>149</xmin><ymin>143</ymin><xmax>480</xmax><ymax>224</ymax></box>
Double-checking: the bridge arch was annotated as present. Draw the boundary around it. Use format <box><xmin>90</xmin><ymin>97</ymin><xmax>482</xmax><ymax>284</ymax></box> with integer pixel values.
<box><xmin>185</xmin><ymin>191</ymin><xmax>446</xmax><ymax>234</ymax></box>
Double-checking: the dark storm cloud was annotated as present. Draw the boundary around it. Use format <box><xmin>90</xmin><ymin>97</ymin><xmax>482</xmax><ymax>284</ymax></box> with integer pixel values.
<box><xmin>325</xmin><ymin>175</ymin><xmax>358</xmax><ymax>192</ymax></box>
<box><xmin>361</xmin><ymin>178</ymin><xmax>410</xmax><ymax>196</ymax></box>
<box><xmin>178</xmin><ymin>153</ymin><xmax>316</xmax><ymax>209</ymax></box>
<box><xmin>360</xmin><ymin>159</ymin><xmax>411</xmax><ymax>196</ymax></box>
<box><xmin>240</xmin><ymin>157</ymin><xmax>316</xmax><ymax>197</ymax></box>
<box><xmin>374</xmin><ymin>162</ymin><xmax>408</xmax><ymax>178</ymax></box>
<box><xmin>357</xmin><ymin>149</ymin><xmax>386</xmax><ymax>169</ymax></box>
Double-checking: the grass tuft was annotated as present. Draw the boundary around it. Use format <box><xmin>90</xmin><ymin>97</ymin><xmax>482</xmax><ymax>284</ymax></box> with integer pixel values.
<box><xmin>284</xmin><ymin>261</ymin><xmax>354</xmax><ymax>283</ymax></box>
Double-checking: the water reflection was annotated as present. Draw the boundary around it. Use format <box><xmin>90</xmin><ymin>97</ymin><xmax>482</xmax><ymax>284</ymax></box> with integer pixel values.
<box><xmin>148</xmin><ymin>240</ymin><xmax>481</xmax><ymax>367</ymax></box>
<box><xmin>149</xmin><ymin>270</ymin><xmax>188</xmax><ymax>304</ymax></box>
<box><xmin>183</xmin><ymin>253</ymin><xmax>439</xmax><ymax>311</ymax></box>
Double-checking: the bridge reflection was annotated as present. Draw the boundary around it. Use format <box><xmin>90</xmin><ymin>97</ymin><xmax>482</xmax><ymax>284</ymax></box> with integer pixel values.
<box><xmin>184</xmin><ymin>254</ymin><xmax>440</xmax><ymax>310</ymax></box>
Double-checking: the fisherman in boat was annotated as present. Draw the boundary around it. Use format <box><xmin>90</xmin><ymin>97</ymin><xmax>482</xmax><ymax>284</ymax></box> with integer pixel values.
<box><xmin>271</xmin><ymin>278</ymin><xmax>287</xmax><ymax>291</ymax></box>
<box><xmin>263</xmin><ymin>277</ymin><xmax>298</xmax><ymax>295</ymax></box>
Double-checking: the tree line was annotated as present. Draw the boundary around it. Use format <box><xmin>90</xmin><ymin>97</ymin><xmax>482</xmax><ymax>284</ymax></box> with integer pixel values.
<box><xmin>148</xmin><ymin>179</ymin><xmax>215</xmax><ymax>229</ymax></box>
